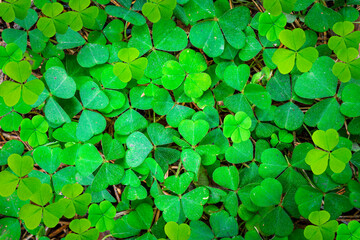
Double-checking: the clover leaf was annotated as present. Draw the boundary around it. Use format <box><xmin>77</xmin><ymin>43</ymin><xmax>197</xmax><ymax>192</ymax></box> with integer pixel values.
<box><xmin>0</xmin><ymin>61</ymin><xmax>44</xmax><ymax>107</ymax></box>
<box><xmin>65</xmin><ymin>0</ymin><xmax>99</xmax><ymax>31</ymax></box>
<box><xmin>258</xmin><ymin>11</ymin><xmax>287</xmax><ymax>42</ymax></box>
<box><xmin>0</xmin><ymin>0</ymin><xmax>31</xmax><ymax>23</ymax></box>
<box><xmin>272</xmin><ymin>28</ymin><xmax>319</xmax><ymax>74</ymax></box>
<box><xmin>20</xmin><ymin>115</ymin><xmax>48</xmax><ymax>147</ymax></box>
<box><xmin>37</xmin><ymin>2</ymin><xmax>69</xmax><ymax>37</ymax></box>
<box><xmin>337</xmin><ymin>221</ymin><xmax>360</xmax><ymax>240</ymax></box>
<box><xmin>162</xmin><ymin>49</ymin><xmax>211</xmax><ymax>98</ymax></box>
<box><xmin>19</xmin><ymin>183</ymin><xmax>65</xmax><ymax>229</ymax></box>
<box><xmin>113</xmin><ymin>47</ymin><xmax>148</xmax><ymax>83</ymax></box>
<box><xmin>188</xmin><ymin>1</ymin><xmax>250</xmax><ymax>57</ymax></box>
<box><xmin>304</xmin><ymin>211</ymin><xmax>338</xmax><ymax>240</ymax></box>
<box><xmin>142</xmin><ymin>0</ymin><xmax>176</xmax><ymax>23</ymax></box>
<box><xmin>263</xmin><ymin>0</ymin><xmax>297</xmax><ymax>16</ymax></box>
<box><xmin>332</xmin><ymin>47</ymin><xmax>360</xmax><ymax>82</ymax></box>
<box><xmin>305</xmin><ymin>129</ymin><xmax>352</xmax><ymax>175</ymax></box>
<box><xmin>328</xmin><ymin>21</ymin><xmax>360</xmax><ymax>54</ymax></box>
<box><xmin>88</xmin><ymin>200</ymin><xmax>116</xmax><ymax>232</ymax></box>
<box><xmin>0</xmin><ymin>153</ymin><xmax>41</xmax><ymax>200</ymax></box>
<box><xmin>223</xmin><ymin>111</ymin><xmax>251</xmax><ymax>143</ymax></box>
<box><xmin>59</xmin><ymin>183</ymin><xmax>92</xmax><ymax>218</ymax></box>
<box><xmin>65</xmin><ymin>219</ymin><xmax>99</xmax><ymax>240</ymax></box>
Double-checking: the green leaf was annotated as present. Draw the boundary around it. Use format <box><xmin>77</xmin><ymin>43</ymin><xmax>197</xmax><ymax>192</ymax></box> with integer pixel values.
<box><xmin>304</xmin><ymin>211</ymin><xmax>338</xmax><ymax>240</ymax></box>
<box><xmin>223</xmin><ymin>111</ymin><xmax>251</xmax><ymax>143</ymax></box>
<box><xmin>153</xmin><ymin>19</ymin><xmax>188</xmax><ymax>51</ymax></box>
<box><xmin>45</xmin><ymin>67</ymin><xmax>76</xmax><ymax>99</ymax></box>
<box><xmin>76</xmin><ymin>110</ymin><xmax>106</xmax><ymax>142</ymax></box>
<box><xmin>244</xmin><ymin>84</ymin><xmax>272</xmax><ymax>109</ymax></box>
<box><xmin>114</xmin><ymin>109</ymin><xmax>148</xmax><ymax>135</ymax></box>
<box><xmin>33</xmin><ymin>146</ymin><xmax>61</xmax><ymax>174</ymax></box>
<box><xmin>212</xmin><ymin>166</ymin><xmax>239</xmax><ymax>191</ymax></box>
<box><xmin>142</xmin><ymin>0</ymin><xmax>176</xmax><ymax>23</ymax></box>
<box><xmin>294</xmin><ymin>57</ymin><xmax>337</xmax><ymax>99</ymax></box>
<box><xmin>165</xmin><ymin>222</ymin><xmax>191</xmax><ymax>240</ymax></box>
<box><xmin>218</xmin><ymin>6</ymin><xmax>249</xmax><ymax>49</ymax></box>
<box><xmin>164</xmin><ymin>172</ymin><xmax>194</xmax><ymax>195</ymax></box>
<box><xmin>258</xmin><ymin>12</ymin><xmax>287</xmax><ymax>42</ymax></box>
<box><xmin>75</xmin><ymin>143</ymin><xmax>103</xmax><ymax>177</ymax></box>
<box><xmin>304</xmin><ymin>98</ymin><xmax>344</xmax><ymax>131</ymax></box>
<box><xmin>337</xmin><ymin>221</ymin><xmax>360</xmax><ymax>240</ymax></box>
<box><xmin>126</xmin><ymin>132</ymin><xmax>153</xmax><ymax>168</ymax></box>
<box><xmin>105</xmin><ymin>5</ymin><xmax>146</xmax><ymax>26</ymax></box>
<box><xmin>305</xmin><ymin>3</ymin><xmax>342</xmax><ymax>32</ymax></box>
<box><xmin>77</xmin><ymin>44</ymin><xmax>109</xmax><ymax>68</ymax></box>
<box><xmin>260</xmin><ymin>206</ymin><xmax>294</xmax><ymax>237</ymax></box>
<box><xmin>341</xmin><ymin>84</ymin><xmax>360</xmax><ymax>117</ymax></box>
<box><xmin>88</xmin><ymin>200</ymin><xmax>116</xmax><ymax>232</ymax></box>
<box><xmin>259</xmin><ymin>148</ymin><xmax>288</xmax><ymax>178</ymax></box>
<box><xmin>80</xmin><ymin>81</ymin><xmax>109</xmax><ymax>110</ymax></box>
<box><xmin>182</xmin><ymin>187</ymin><xmax>209</xmax><ymax>220</ymax></box>
<box><xmin>223</xmin><ymin>64</ymin><xmax>249</xmax><ymax>91</ymax></box>
<box><xmin>189</xmin><ymin>21</ymin><xmax>224</xmax><ymax>58</ymax></box>
<box><xmin>0</xmin><ymin>217</ymin><xmax>21</xmax><ymax>240</ymax></box>
<box><xmin>178</xmin><ymin>119</ymin><xmax>209</xmax><ymax>146</ymax></box>
<box><xmin>250</xmin><ymin>178</ymin><xmax>282</xmax><ymax>207</ymax></box>
<box><xmin>209</xmin><ymin>210</ymin><xmax>238</xmax><ymax>238</ymax></box>
<box><xmin>56</xmin><ymin>28</ymin><xmax>86</xmax><ymax>50</ymax></box>
<box><xmin>312</xmin><ymin>129</ymin><xmax>339</xmax><ymax>151</ymax></box>
<box><xmin>154</xmin><ymin>195</ymin><xmax>180</xmax><ymax>222</ymax></box>
<box><xmin>274</xmin><ymin>102</ymin><xmax>304</xmax><ymax>131</ymax></box>
<box><xmin>263</xmin><ymin>0</ymin><xmax>296</xmax><ymax>16</ymax></box>
<box><xmin>5</xmin><ymin>60</ymin><xmax>31</xmax><ymax>83</ymax></box>
<box><xmin>127</xmin><ymin>203</ymin><xmax>153</xmax><ymax>230</ymax></box>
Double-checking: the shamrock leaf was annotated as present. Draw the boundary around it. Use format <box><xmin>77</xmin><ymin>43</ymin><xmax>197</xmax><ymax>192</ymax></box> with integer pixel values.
<box><xmin>65</xmin><ymin>219</ymin><xmax>99</xmax><ymax>240</ymax></box>
<box><xmin>162</xmin><ymin>49</ymin><xmax>211</xmax><ymax>98</ymax></box>
<box><xmin>178</xmin><ymin>119</ymin><xmax>209</xmax><ymax>146</ymax></box>
<box><xmin>0</xmin><ymin>0</ymin><xmax>31</xmax><ymax>23</ymax></box>
<box><xmin>272</xmin><ymin>28</ymin><xmax>319</xmax><ymax>74</ymax></box>
<box><xmin>65</xmin><ymin>0</ymin><xmax>99</xmax><ymax>31</ymax></box>
<box><xmin>223</xmin><ymin>111</ymin><xmax>252</xmax><ymax>143</ymax></box>
<box><xmin>142</xmin><ymin>0</ymin><xmax>176</xmax><ymax>23</ymax></box>
<box><xmin>304</xmin><ymin>211</ymin><xmax>338</xmax><ymax>240</ymax></box>
<box><xmin>113</xmin><ymin>47</ymin><xmax>148</xmax><ymax>83</ymax></box>
<box><xmin>75</xmin><ymin>143</ymin><xmax>103</xmax><ymax>177</ymax></box>
<box><xmin>19</xmin><ymin>183</ymin><xmax>65</xmax><ymax>229</ymax></box>
<box><xmin>305</xmin><ymin>129</ymin><xmax>352</xmax><ymax>175</ymax></box>
<box><xmin>263</xmin><ymin>0</ymin><xmax>297</xmax><ymax>16</ymax></box>
<box><xmin>20</xmin><ymin>115</ymin><xmax>48</xmax><ymax>147</ymax></box>
<box><xmin>60</xmin><ymin>183</ymin><xmax>92</xmax><ymax>218</ymax></box>
<box><xmin>328</xmin><ymin>21</ymin><xmax>360</xmax><ymax>54</ymax></box>
<box><xmin>37</xmin><ymin>2</ymin><xmax>68</xmax><ymax>37</ymax></box>
<box><xmin>332</xmin><ymin>47</ymin><xmax>360</xmax><ymax>82</ymax></box>
<box><xmin>88</xmin><ymin>200</ymin><xmax>116</xmax><ymax>232</ymax></box>
<box><xmin>0</xmin><ymin>154</ymin><xmax>41</xmax><ymax>200</ymax></box>
<box><xmin>258</xmin><ymin>11</ymin><xmax>287</xmax><ymax>41</ymax></box>
<box><xmin>337</xmin><ymin>220</ymin><xmax>360</xmax><ymax>240</ymax></box>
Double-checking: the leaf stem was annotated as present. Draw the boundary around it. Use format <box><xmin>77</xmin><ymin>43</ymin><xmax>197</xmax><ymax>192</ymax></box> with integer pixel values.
<box><xmin>102</xmin><ymin>234</ymin><xmax>113</xmax><ymax>240</ymax></box>
<box><xmin>175</xmin><ymin>160</ymin><xmax>182</xmax><ymax>177</ymax></box>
